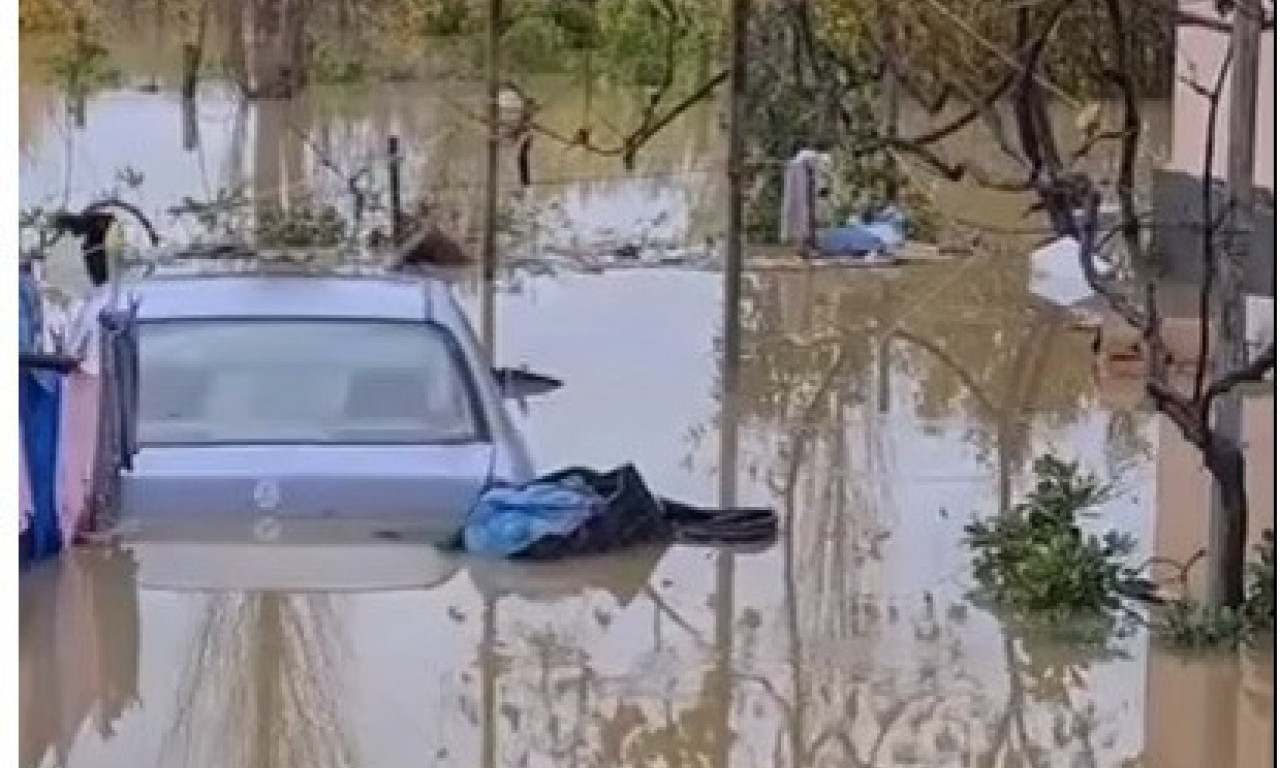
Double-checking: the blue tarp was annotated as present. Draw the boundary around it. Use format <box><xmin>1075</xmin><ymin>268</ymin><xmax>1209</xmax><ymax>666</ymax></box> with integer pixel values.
<box><xmin>21</xmin><ymin>370</ymin><xmax>64</xmax><ymax>565</ymax></box>
<box><xmin>815</xmin><ymin>206</ymin><xmax>908</xmax><ymax>258</ymax></box>
<box><xmin>19</xmin><ymin>267</ymin><xmax>67</xmax><ymax>567</ymax></box>
<box><xmin>19</xmin><ymin>270</ymin><xmax>40</xmax><ymax>355</ymax></box>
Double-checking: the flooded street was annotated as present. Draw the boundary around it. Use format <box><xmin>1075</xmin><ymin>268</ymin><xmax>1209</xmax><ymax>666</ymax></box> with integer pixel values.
<box><xmin>18</xmin><ymin>20</ymin><xmax>1274</xmax><ymax>768</ymax></box>
<box><xmin>20</xmin><ymin>263</ymin><xmax>1276</xmax><ymax>767</ymax></box>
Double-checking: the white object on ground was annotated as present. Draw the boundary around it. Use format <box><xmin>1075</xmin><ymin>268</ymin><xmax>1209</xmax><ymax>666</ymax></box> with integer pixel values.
<box><xmin>1029</xmin><ymin>236</ymin><xmax>1110</xmax><ymax>308</ymax></box>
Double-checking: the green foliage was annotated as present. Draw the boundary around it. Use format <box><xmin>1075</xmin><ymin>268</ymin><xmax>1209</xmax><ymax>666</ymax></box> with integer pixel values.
<box><xmin>255</xmin><ymin>202</ymin><xmax>348</xmax><ymax>249</ymax></box>
<box><xmin>404</xmin><ymin>0</ymin><xmax>476</xmax><ymax>37</ymax></box>
<box><xmin>741</xmin><ymin>3</ymin><xmax>935</xmax><ymax>245</ymax></box>
<box><xmin>543</xmin><ymin>0</ymin><xmax>598</xmax><ymax>51</ymax></box>
<box><xmin>19</xmin><ymin>0</ymin><xmax>87</xmax><ymax>34</ymax></box>
<box><xmin>309</xmin><ymin>41</ymin><xmax>368</xmax><ymax>85</ymax></box>
<box><xmin>816</xmin><ymin>0</ymin><xmax>1173</xmax><ymax>100</ymax></box>
<box><xmin>964</xmin><ymin>455</ymin><xmax>1139</xmax><ymax>624</ymax></box>
<box><xmin>1155</xmin><ymin>601</ymin><xmax>1253</xmax><ymax>650</ymax></box>
<box><xmin>45</xmin><ymin>17</ymin><xmax>120</xmax><ymax>95</ymax></box>
<box><xmin>168</xmin><ymin>187</ymin><xmax>253</xmax><ymax>239</ymax></box>
<box><xmin>1154</xmin><ymin>531</ymin><xmax>1275</xmax><ymax>651</ymax></box>
<box><xmin>1245</xmin><ymin>529</ymin><xmax>1275</xmax><ymax>629</ymax></box>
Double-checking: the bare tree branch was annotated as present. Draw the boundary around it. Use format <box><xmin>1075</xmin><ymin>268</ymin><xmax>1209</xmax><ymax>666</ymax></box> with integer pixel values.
<box><xmin>1193</xmin><ymin>49</ymin><xmax>1235</xmax><ymax>399</ymax></box>
<box><xmin>1201</xmin><ymin>342</ymin><xmax>1276</xmax><ymax>418</ymax></box>
<box><xmin>1100</xmin><ymin>0</ymin><xmax>1144</xmax><ymax>265</ymax></box>
<box><xmin>1175</xmin><ymin>8</ymin><xmax>1275</xmax><ymax>32</ymax></box>
<box><xmin>1068</xmin><ymin>128</ymin><xmax>1131</xmax><ymax>164</ymax></box>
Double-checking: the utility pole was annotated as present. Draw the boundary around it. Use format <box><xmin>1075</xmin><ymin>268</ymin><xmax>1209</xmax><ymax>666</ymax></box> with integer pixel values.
<box><xmin>388</xmin><ymin>135</ymin><xmax>403</xmax><ymax>244</ymax></box>
<box><xmin>479</xmin><ymin>0</ymin><xmax>502</xmax><ymax>361</ymax></box>
<box><xmin>714</xmin><ymin>10</ymin><xmax>747</xmax><ymax>763</ymax></box>
<box><xmin>722</xmin><ymin>0</ymin><xmax>748</xmax><ymax>402</ymax></box>
<box><xmin>482</xmin><ymin>0</ymin><xmax>502</xmax><ymax>285</ymax></box>
<box><xmin>879</xmin><ymin>1</ymin><xmax>901</xmax><ymax>204</ymax></box>
<box><xmin>1208</xmin><ymin>0</ymin><xmax>1261</xmax><ymax>608</ymax></box>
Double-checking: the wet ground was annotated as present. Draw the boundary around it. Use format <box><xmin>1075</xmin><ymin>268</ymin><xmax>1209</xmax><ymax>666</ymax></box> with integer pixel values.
<box><xmin>18</xmin><ymin>37</ymin><xmax>1275</xmax><ymax>768</ymax></box>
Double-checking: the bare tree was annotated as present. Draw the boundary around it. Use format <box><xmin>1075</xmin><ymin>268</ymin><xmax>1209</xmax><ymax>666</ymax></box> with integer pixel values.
<box><xmin>771</xmin><ymin>0</ymin><xmax>1274</xmax><ymax>608</ymax></box>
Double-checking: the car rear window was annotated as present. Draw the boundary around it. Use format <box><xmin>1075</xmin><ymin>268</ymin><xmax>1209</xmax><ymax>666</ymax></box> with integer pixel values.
<box><xmin>138</xmin><ymin>319</ymin><xmax>483</xmax><ymax>445</ymax></box>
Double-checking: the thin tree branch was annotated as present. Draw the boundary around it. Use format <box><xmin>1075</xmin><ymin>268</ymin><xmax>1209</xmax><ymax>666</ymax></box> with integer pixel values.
<box><xmin>1194</xmin><ymin>49</ymin><xmax>1235</xmax><ymax>399</ymax></box>
<box><xmin>1175</xmin><ymin>8</ymin><xmax>1275</xmax><ymax>32</ymax></box>
<box><xmin>1100</xmin><ymin>0</ymin><xmax>1144</xmax><ymax>265</ymax></box>
<box><xmin>1201</xmin><ymin>342</ymin><xmax>1276</xmax><ymax>419</ymax></box>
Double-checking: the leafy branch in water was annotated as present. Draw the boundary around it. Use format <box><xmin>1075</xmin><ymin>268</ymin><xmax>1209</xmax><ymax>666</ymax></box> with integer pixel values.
<box><xmin>255</xmin><ymin>202</ymin><xmax>349</xmax><ymax>249</ymax></box>
<box><xmin>1154</xmin><ymin>530</ymin><xmax>1275</xmax><ymax>650</ymax></box>
<box><xmin>965</xmin><ymin>455</ymin><xmax>1277</xmax><ymax>652</ymax></box>
<box><xmin>964</xmin><ymin>455</ymin><xmax>1144</xmax><ymax>630</ymax></box>
<box><xmin>168</xmin><ymin>187</ymin><xmax>254</xmax><ymax>241</ymax></box>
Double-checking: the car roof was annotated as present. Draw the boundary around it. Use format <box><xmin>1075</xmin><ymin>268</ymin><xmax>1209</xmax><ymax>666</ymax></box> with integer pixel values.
<box><xmin>123</xmin><ymin>272</ymin><xmax>455</xmax><ymax>323</ymax></box>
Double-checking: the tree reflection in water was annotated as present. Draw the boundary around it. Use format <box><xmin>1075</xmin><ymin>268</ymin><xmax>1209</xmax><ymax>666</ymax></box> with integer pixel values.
<box><xmin>162</xmin><ymin>592</ymin><xmax>354</xmax><ymax>768</ymax></box>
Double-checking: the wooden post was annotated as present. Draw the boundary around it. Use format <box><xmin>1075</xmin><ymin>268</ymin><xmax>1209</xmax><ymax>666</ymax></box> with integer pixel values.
<box><xmin>480</xmin><ymin>595</ymin><xmax>497</xmax><ymax>768</ymax></box>
<box><xmin>181</xmin><ymin>43</ymin><xmax>200</xmax><ymax>100</ymax></box>
<box><xmin>714</xmin><ymin>343</ymin><xmax>738</xmax><ymax>768</ymax></box>
<box><xmin>719</xmin><ymin>0</ymin><xmax>745</xmax><ymax>701</ymax></box>
<box><xmin>482</xmin><ymin>0</ymin><xmax>502</xmax><ymax>284</ymax></box>
<box><xmin>1208</xmin><ymin>0</ymin><xmax>1262</xmax><ymax>608</ymax></box>
<box><xmin>387</xmin><ymin>135</ymin><xmax>403</xmax><ymax>244</ymax></box>
<box><xmin>181</xmin><ymin>96</ymin><xmax>199</xmax><ymax>151</ymax></box>
<box><xmin>722</xmin><ymin>0</ymin><xmax>748</xmax><ymax>400</ymax></box>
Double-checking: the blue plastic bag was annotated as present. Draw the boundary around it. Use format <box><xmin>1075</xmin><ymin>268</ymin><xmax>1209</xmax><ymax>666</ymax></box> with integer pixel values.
<box><xmin>462</xmin><ymin>478</ymin><xmax>606</xmax><ymax>557</ymax></box>
<box><xmin>817</xmin><ymin>205</ymin><xmax>908</xmax><ymax>257</ymax></box>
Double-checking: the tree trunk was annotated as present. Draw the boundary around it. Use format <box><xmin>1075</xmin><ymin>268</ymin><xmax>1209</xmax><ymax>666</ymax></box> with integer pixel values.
<box><xmin>224</xmin><ymin>0</ymin><xmax>249</xmax><ymax>93</ymax></box>
<box><xmin>181</xmin><ymin>43</ymin><xmax>201</xmax><ymax>100</ymax></box>
<box><xmin>1205</xmin><ymin>436</ymin><xmax>1248</xmax><ymax>608</ymax></box>
<box><xmin>723</xmin><ymin>0</ymin><xmax>748</xmax><ymax>400</ymax></box>
<box><xmin>481</xmin><ymin>0</ymin><xmax>501</xmax><ymax>282</ymax></box>
<box><xmin>1209</xmin><ymin>0</ymin><xmax>1262</xmax><ymax>611</ymax></box>
<box><xmin>181</xmin><ymin>96</ymin><xmax>199</xmax><ymax>151</ymax></box>
<box><xmin>250</xmin><ymin>0</ymin><xmax>309</xmax><ymax>99</ymax></box>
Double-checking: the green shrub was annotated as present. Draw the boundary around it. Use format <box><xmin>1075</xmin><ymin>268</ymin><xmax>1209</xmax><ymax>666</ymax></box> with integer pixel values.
<box><xmin>1155</xmin><ymin>600</ymin><xmax>1252</xmax><ymax>650</ymax></box>
<box><xmin>1154</xmin><ymin>530</ymin><xmax>1275</xmax><ymax>651</ymax></box>
<box><xmin>1245</xmin><ymin>529</ymin><xmax>1275</xmax><ymax>630</ymax></box>
<box><xmin>964</xmin><ymin>455</ymin><xmax>1140</xmax><ymax>624</ymax></box>
<box><xmin>255</xmin><ymin>203</ymin><xmax>348</xmax><ymax>248</ymax></box>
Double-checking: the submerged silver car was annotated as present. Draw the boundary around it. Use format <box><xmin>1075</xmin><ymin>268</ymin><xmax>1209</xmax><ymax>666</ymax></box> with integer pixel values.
<box><xmin>98</xmin><ymin>260</ymin><xmax>550</xmax><ymax>542</ymax></box>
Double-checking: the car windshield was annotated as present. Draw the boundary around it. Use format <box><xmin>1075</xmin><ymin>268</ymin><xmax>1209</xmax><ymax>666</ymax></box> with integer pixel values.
<box><xmin>138</xmin><ymin>319</ymin><xmax>482</xmax><ymax>445</ymax></box>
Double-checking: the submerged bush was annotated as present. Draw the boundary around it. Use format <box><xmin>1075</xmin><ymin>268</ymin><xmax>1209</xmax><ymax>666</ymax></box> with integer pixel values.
<box><xmin>255</xmin><ymin>203</ymin><xmax>348</xmax><ymax>249</ymax></box>
<box><xmin>970</xmin><ymin>462</ymin><xmax>1277</xmax><ymax>651</ymax></box>
<box><xmin>964</xmin><ymin>455</ymin><xmax>1141</xmax><ymax>625</ymax></box>
<box><xmin>1154</xmin><ymin>530</ymin><xmax>1275</xmax><ymax>651</ymax></box>
<box><xmin>1245</xmin><ymin>529</ymin><xmax>1275</xmax><ymax>630</ymax></box>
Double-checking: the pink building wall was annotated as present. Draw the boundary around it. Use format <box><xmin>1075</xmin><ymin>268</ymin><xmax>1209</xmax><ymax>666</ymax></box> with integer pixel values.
<box><xmin>1168</xmin><ymin>1</ymin><xmax>1275</xmax><ymax>191</ymax></box>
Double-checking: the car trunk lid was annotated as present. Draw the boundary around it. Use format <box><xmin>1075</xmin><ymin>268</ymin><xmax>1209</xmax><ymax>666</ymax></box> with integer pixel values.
<box><xmin>118</xmin><ymin>443</ymin><xmax>493</xmax><ymax>540</ymax></box>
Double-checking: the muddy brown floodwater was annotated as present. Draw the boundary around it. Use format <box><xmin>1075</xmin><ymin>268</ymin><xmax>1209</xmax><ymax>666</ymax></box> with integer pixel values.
<box><xmin>20</xmin><ymin>265</ymin><xmax>1275</xmax><ymax>768</ymax></box>
<box><xmin>17</xmin><ymin>34</ymin><xmax>1274</xmax><ymax>768</ymax></box>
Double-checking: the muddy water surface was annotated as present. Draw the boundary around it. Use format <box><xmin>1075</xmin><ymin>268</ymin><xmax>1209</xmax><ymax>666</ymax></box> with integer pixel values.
<box><xmin>21</xmin><ymin>263</ymin><xmax>1276</xmax><ymax>768</ymax></box>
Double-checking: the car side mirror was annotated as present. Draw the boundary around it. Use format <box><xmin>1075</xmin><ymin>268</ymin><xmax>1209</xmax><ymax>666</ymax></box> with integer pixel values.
<box><xmin>494</xmin><ymin>367</ymin><xmax>562</xmax><ymax>400</ymax></box>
